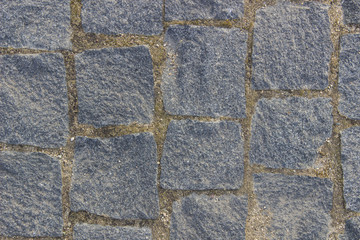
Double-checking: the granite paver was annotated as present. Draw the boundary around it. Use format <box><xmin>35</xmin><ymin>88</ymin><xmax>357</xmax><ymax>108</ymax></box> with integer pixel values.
<box><xmin>0</xmin><ymin>152</ymin><xmax>63</xmax><ymax>237</ymax></box>
<box><xmin>75</xmin><ymin>46</ymin><xmax>155</xmax><ymax>128</ymax></box>
<box><xmin>160</xmin><ymin>120</ymin><xmax>244</xmax><ymax>190</ymax></box>
<box><xmin>170</xmin><ymin>194</ymin><xmax>248</xmax><ymax>240</ymax></box>
<box><xmin>250</xmin><ymin>97</ymin><xmax>333</xmax><ymax>169</ymax></box>
<box><xmin>252</xmin><ymin>1</ymin><xmax>332</xmax><ymax>90</ymax></box>
<box><xmin>341</xmin><ymin>127</ymin><xmax>360</xmax><ymax>212</ymax></box>
<box><xmin>165</xmin><ymin>0</ymin><xmax>244</xmax><ymax>21</ymax></box>
<box><xmin>162</xmin><ymin>25</ymin><xmax>247</xmax><ymax>118</ymax></box>
<box><xmin>73</xmin><ymin>223</ymin><xmax>152</xmax><ymax>240</ymax></box>
<box><xmin>342</xmin><ymin>0</ymin><xmax>360</xmax><ymax>24</ymax></box>
<box><xmin>0</xmin><ymin>0</ymin><xmax>71</xmax><ymax>50</ymax></box>
<box><xmin>81</xmin><ymin>0</ymin><xmax>163</xmax><ymax>35</ymax></box>
<box><xmin>339</xmin><ymin>217</ymin><xmax>360</xmax><ymax>240</ymax></box>
<box><xmin>0</xmin><ymin>53</ymin><xmax>69</xmax><ymax>148</ymax></box>
<box><xmin>70</xmin><ymin>133</ymin><xmax>159</xmax><ymax>219</ymax></box>
<box><xmin>339</xmin><ymin>34</ymin><xmax>360</xmax><ymax>119</ymax></box>
<box><xmin>253</xmin><ymin>173</ymin><xmax>333</xmax><ymax>239</ymax></box>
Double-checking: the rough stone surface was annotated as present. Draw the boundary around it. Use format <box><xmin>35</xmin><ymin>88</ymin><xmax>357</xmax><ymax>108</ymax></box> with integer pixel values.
<box><xmin>339</xmin><ymin>217</ymin><xmax>360</xmax><ymax>240</ymax></box>
<box><xmin>252</xmin><ymin>1</ymin><xmax>332</xmax><ymax>89</ymax></box>
<box><xmin>0</xmin><ymin>53</ymin><xmax>69</xmax><ymax>148</ymax></box>
<box><xmin>339</xmin><ymin>34</ymin><xmax>360</xmax><ymax>119</ymax></box>
<box><xmin>250</xmin><ymin>97</ymin><xmax>333</xmax><ymax>169</ymax></box>
<box><xmin>81</xmin><ymin>0</ymin><xmax>163</xmax><ymax>35</ymax></box>
<box><xmin>341</xmin><ymin>127</ymin><xmax>360</xmax><ymax>212</ymax></box>
<box><xmin>253</xmin><ymin>173</ymin><xmax>333</xmax><ymax>240</ymax></box>
<box><xmin>342</xmin><ymin>0</ymin><xmax>360</xmax><ymax>24</ymax></box>
<box><xmin>170</xmin><ymin>194</ymin><xmax>247</xmax><ymax>240</ymax></box>
<box><xmin>165</xmin><ymin>0</ymin><xmax>244</xmax><ymax>21</ymax></box>
<box><xmin>73</xmin><ymin>223</ymin><xmax>152</xmax><ymax>240</ymax></box>
<box><xmin>70</xmin><ymin>133</ymin><xmax>159</xmax><ymax>219</ymax></box>
<box><xmin>75</xmin><ymin>46</ymin><xmax>155</xmax><ymax>128</ymax></box>
<box><xmin>162</xmin><ymin>25</ymin><xmax>247</xmax><ymax>118</ymax></box>
<box><xmin>0</xmin><ymin>151</ymin><xmax>63</xmax><ymax>237</ymax></box>
<box><xmin>161</xmin><ymin>120</ymin><xmax>244</xmax><ymax>190</ymax></box>
<box><xmin>0</xmin><ymin>0</ymin><xmax>71</xmax><ymax>50</ymax></box>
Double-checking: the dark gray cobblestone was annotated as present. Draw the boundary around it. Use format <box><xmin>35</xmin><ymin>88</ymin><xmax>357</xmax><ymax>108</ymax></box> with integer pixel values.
<box><xmin>342</xmin><ymin>0</ymin><xmax>360</xmax><ymax>24</ymax></box>
<box><xmin>339</xmin><ymin>217</ymin><xmax>360</xmax><ymax>240</ymax></box>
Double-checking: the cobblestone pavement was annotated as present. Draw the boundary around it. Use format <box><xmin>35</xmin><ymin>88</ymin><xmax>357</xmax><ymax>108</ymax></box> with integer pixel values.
<box><xmin>0</xmin><ymin>0</ymin><xmax>359</xmax><ymax>239</ymax></box>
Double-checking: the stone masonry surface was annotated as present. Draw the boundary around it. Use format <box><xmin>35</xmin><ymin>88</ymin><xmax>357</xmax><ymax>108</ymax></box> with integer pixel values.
<box><xmin>0</xmin><ymin>151</ymin><xmax>63</xmax><ymax>237</ymax></box>
<box><xmin>339</xmin><ymin>217</ymin><xmax>360</xmax><ymax>240</ymax></box>
<box><xmin>342</xmin><ymin>0</ymin><xmax>360</xmax><ymax>24</ymax></box>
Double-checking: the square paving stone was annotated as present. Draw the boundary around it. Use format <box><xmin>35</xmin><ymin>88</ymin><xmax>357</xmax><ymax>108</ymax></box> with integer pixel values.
<box><xmin>75</xmin><ymin>46</ymin><xmax>155</xmax><ymax>128</ymax></box>
<box><xmin>165</xmin><ymin>0</ymin><xmax>244</xmax><ymax>21</ymax></box>
<box><xmin>253</xmin><ymin>173</ymin><xmax>333</xmax><ymax>240</ymax></box>
<box><xmin>0</xmin><ymin>151</ymin><xmax>63</xmax><ymax>237</ymax></box>
<box><xmin>0</xmin><ymin>0</ymin><xmax>71</xmax><ymax>50</ymax></box>
<box><xmin>160</xmin><ymin>120</ymin><xmax>244</xmax><ymax>190</ymax></box>
<box><xmin>170</xmin><ymin>194</ymin><xmax>247</xmax><ymax>239</ymax></box>
<box><xmin>73</xmin><ymin>223</ymin><xmax>152</xmax><ymax>240</ymax></box>
<box><xmin>250</xmin><ymin>97</ymin><xmax>333</xmax><ymax>169</ymax></box>
<box><xmin>70</xmin><ymin>133</ymin><xmax>159</xmax><ymax>219</ymax></box>
<box><xmin>81</xmin><ymin>0</ymin><xmax>163</xmax><ymax>35</ymax></box>
<box><xmin>252</xmin><ymin>1</ymin><xmax>332</xmax><ymax>90</ymax></box>
<box><xmin>339</xmin><ymin>217</ymin><xmax>360</xmax><ymax>240</ymax></box>
<box><xmin>0</xmin><ymin>53</ymin><xmax>69</xmax><ymax>148</ymax></box>
<box><xmin>339</xmin><ymin>34</ymin><xmax>360</xmax><ymax>119</ymax></box>
<box><xmin>341</xmin><ymin>127</ymin><xmax>360</xmax><ymax>212</ymax></box>
<box><xmin>342</xmin><ymin>0</ymin><xmax>360</xmax><ymax>24</ymax></box>
<box><xmin>162</xmin><ymin>25</ymin><xmax>247</xmax><ymax>118</ymax></box>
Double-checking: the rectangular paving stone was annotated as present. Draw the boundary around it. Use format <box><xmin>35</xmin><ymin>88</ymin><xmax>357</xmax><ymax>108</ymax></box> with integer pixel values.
<box><xmin>253</xmin><ymin>173</ymin><xmax>333</xmax><ymax>240</ymax></box>
<box><xmin>165</xmin><ymin>0</ymin><xmax>244</xmax><ymax>21</ymax></box>
<box><xmin>73</xmin><ymin>223</ymin><xmax>152</xmax><ymax>240</ymax></box>
<box><xmin>160</xmin><ymin>120</ymin><xmax>244</xmax><ymax>190</ymax></box>
<box><xmin>81</xmin><ymin>0</ymin><xmax>163</xmax><ymax>35</ymax></box>
<box><xmin>341</xmin><ymin>126</ymin><xmax>360</xmax><ymax>212</ymax></box>
<box><xmin>342</xmin><ymin>0</ymin><xmax>360</xmax><ymax>24</ymax></box>
<box><xmin>339</xmin><ymin>34</ymin><xmax>360</xmax><ymax>120</ymax></box>
<box><xmin>252</xmin><ymin>1</ymin><xmax>332</xmax><ymax>90</ymax></box>
<box><xmin>170</xmin><ymin>194</ymin><xmax>247</xmax><ymax>240</ymax></box>
<box><xmin>162</xmin><ymin>25</ymin><xmax>247</xmax><ymax>118</ymax></box>
<box><xmin>75</xmin><ymin>46</ymin><xmax>155</xmax><ymax>128</ymax></box>
<box><xmin>339</xmin><ymin>217</ymin><xmax>360</xmax><ymax>240</ymax></box>
<box><xmin>0</xmin><ymin>0</ymin><xmax>71</xmax><ymax>50</ymax></box>
<box><xmin>0</xmin><ymin>53</ymin><xmax>69</xmax><ymax>148</ymax></box>
<box><xmin>250</xmin><ymin>97</ymin><xmax>333</xmax><ymax>169</ymax></box>
<box><xmin>70</xmin><ymin>133</ymin><xmax>159</xmax><ymax>219</ymax></box>
<box><xmin>0</xmin><ymin>151</ymin><xmax>63</xmax><ymax>237</ymax></box>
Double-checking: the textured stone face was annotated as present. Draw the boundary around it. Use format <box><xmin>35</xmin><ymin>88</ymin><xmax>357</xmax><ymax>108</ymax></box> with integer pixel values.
<box><xmin>165</xmin><ymin>0</ymin><xmax>244</xmax><ymax>21</ymax></box>
<box><xmin>341</xmin><ymin>127</ymin><xmax>360</xmax><ymax>212</ymax></box>
<box><xmin>73</xmin><ymin>224</ymin><xmax>152</xmax><ymax>240</ymax></box>
<box><xmin>170</xmin><ymin>194</ymin><xmax>248</xmax><ymax>240</ymax></box>
<box><xmin>81</xmin><ymin>0</ymin><xmax>163</xmax><ymax>35</ymax></box>
<box><xmin>0</xmin><ymin>152</ymin><xmax>63</xmax><ymax>237</ymax></box>
<box><xmin>339</xmin><ymin>217</ymin><xmax>360</xmax><ymax>240</ymax></box>
<box><xmin>70</xmin><ymin>133</ymin><xmax>159</xmax><ymax>219</ymax></box>
<box><xmin>160</xmin><ymin>120</ymin><xmax>244</xmax><ymax>190</ymax></box>
<box><xmin>253</xmin><ymin>174</ymin><xmax>333</xmax><ymax>240</ymax></box>
<box><xmin>250</xmin><ymin>97</ymin><xmax>333</xmax><ymax>169</ymax></box>
<box><xmin>162</xmin><ymin>25</ymin><xmax>247</xmax><ymax>118</ymax></box>
<box><xmin>75</xmin><ymin>46</ymin><xmax>155</xmax><ymax>128</ymax></box>
<box><xmin>0</xmin><ymin>53</ymin><xmax>69</xmax><ymax>148</ymax></box>
<box><xmin>339</xmin><ymin>34</ymin><xmax>360</xmax><ymax>120</ymax></box>
<box><xmin>342</xmin><ymin>0</ymin><xmax>360</xmax><ymax>24</ymax></box>
<box><xmin>0</xmin><ymin>0</ymin><xmax>71</xmax><ymax>50</ymax></box>
<box><xmin>252</xmin><ymin>1</ymin><xmax>332</xmax><ymax>90</ymax></box>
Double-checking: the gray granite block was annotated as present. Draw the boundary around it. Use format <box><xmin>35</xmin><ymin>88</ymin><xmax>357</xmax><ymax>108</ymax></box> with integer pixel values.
<box><xmin>0</xmin><ymin>53</ymin><xmax>69</xmax><ymax>148</ymax></box>
<box><xmin>81</xmin><ymin>0</ymin><xmax>163</xmax><ymax>35</ymax></box>
<box><xmin>339</xmin><ymin>217</ymin><xmax>360</xmax><ymax>240</ymax></box>
<box><xmin>339</xmin><ymin>34</ymin><xmax>360</xmax><ymax>119</ymax></box>
<box><xmin>73</xmin><ymin>223</ymin><xmax>152</xmax><ymax>240</ymax></box>
<box><xmin>170</xmin><ymin>194</ymin><xmax>248</xmax><ymax>240</ymax></box>
<box><xmin>70</xmin><ymin>133</ymin><xmax>159</xmax><ymax>219</ymax></box>
<box><xmin>341</xmin><ymin>127</ymin><xmax>360</xmax><ymax>212</ymax></box>
<box><xmin>162</xmin><ymin>25</ymin><xmax>247</xmax><ymax>118</ymax></box>
<box><xmin>165</xmin><ymin>0</ymin><xmax>244</xmax><ymax>21</ymax></box>
<box><xmin>0</xmin><ymin>151</ymin><xmax>63</xmax><ymax>237</ymax></box>
<box><xmin>252</xmin><ymin>1</ymin><xmax>332</xmax><ymax>90</ymax></box>
<box><xmin>161</xmin><ymin>120</ymin><xmax>244</xmax><ymax>190</ymax></box>
<box><xmin>342</xmin><ymin>0</ymin><xmax>360</xmax><ymax>24</ymax></box>
<box><xmin>0</xmin><ymin>0</ymin><xmax>71</xmax><ymax>50</ymax></box>
<box><xmin>75</xmin><ymin>46</ymin><xmax>155</xmax><ymax>127</ymax></box>
<box><xmin>250</xmin><ymin>97</ymin><xmax>333</xmax><ymax>169</ymax></box>
<box><xmin>253</xmin><ymin>173</ymin><xmax>333</xmax><ymax>240</ymax></box>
